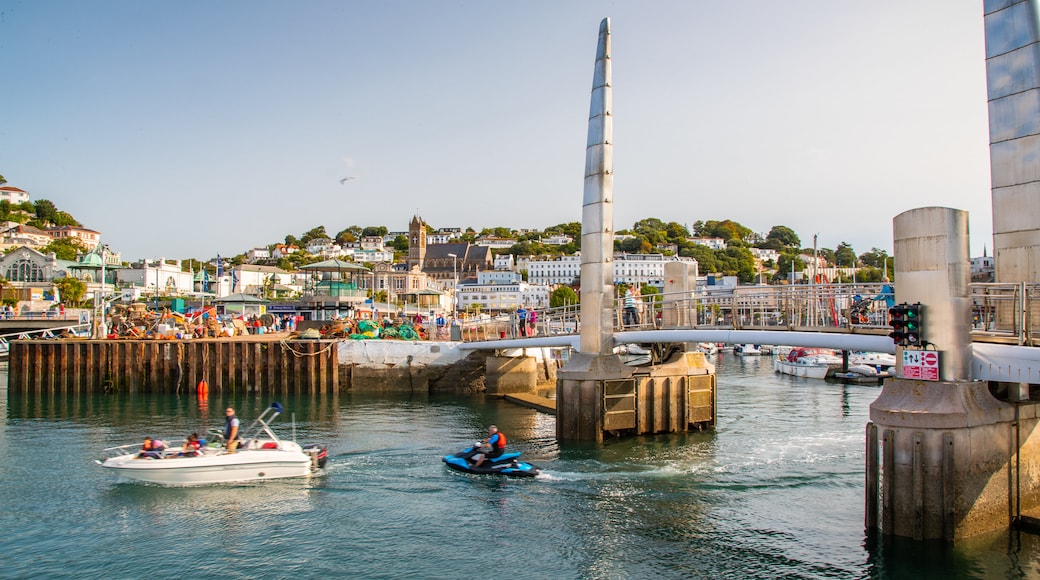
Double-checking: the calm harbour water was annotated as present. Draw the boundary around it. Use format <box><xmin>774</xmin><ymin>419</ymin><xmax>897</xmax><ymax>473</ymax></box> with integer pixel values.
<box><xmin>3</xmin><ymin>353</ymin><xmax>1040</xmax><ymax>579</ymax></box>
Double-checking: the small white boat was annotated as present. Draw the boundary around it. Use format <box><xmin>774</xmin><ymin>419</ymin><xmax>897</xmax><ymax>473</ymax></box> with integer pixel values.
<box><xmin>696</xmin><ymin>342</ymin><xmax>718</xmax><ymax>355</ymax></box>
<box><xmin>614</xmin><ymin>343</ymin><xmax>652</xmax><ymax>366</ymax></box>
<box><xmin>98</xmin><ymin>403</ymin><xmax>328</xmax><ymax>486</ymax></box>
<box><xmin>734</xmin><ymin>344</ymin><xmax>762</xmax><ymax>356</ymax></box>
<box><xmin>774</xmin><ymin>347</ymin><xmax>844</xmax><ymax>379</ymax></box>
<box><xmin>849</xmin><ymin>352</ymin><xmax>897</xmax><ymax>370</ymax></box>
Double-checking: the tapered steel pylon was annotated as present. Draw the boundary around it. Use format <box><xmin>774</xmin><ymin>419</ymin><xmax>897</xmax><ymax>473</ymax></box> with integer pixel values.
<box><xmin>579</xmin><ymin>17</ymin><xmax>615</xmax><ymax>356</ymax></box>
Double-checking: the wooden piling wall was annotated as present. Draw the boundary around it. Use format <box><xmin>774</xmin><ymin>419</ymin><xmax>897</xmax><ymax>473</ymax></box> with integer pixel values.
<box><xmin>7</xmin><ymin>339</ymin><xmax>339</xmax><ymax>395</ymax></box>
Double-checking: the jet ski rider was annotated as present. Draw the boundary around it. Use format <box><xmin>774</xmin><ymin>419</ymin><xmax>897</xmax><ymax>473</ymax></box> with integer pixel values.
<box><xmin>472</xmin><ymin>425</ymin><xmax>506</xmax><ymax>468</ymax></box>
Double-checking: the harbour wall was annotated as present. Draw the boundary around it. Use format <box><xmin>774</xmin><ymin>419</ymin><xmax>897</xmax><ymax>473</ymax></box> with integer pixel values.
<box><xmin>6</xmin><ymin>338</ymin><xmax>557</xmax><ymax>396</ymax></box>
<box><xmin>337</xmin><ymin>341</ymin><xmax>558</xmax><ymax>394</ymax></box>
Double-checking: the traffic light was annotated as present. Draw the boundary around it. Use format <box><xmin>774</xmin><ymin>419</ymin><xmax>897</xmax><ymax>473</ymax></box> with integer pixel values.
<box><xmin>888</xmin><ymin>304</ymin><xmax>909</xmax><ymax>346</ymax></box>
<box><xmin>888</xmin><ymin>302</ymin><xmax>924</xmax><ymax>347</ymax></box>
<box><xmin>904</xmin><ymin>302</ymin><xmax>923</xmax><ymax>346</ymax></box>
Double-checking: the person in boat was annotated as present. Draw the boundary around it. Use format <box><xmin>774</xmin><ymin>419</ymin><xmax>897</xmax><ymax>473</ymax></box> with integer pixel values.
<box><xmin>224</xmin><ymin>408</ymin><xmax>241</xmax><ymax>453</ymax></box>
<box><xmin>137</xmin><ymin>436</ymin><xmax>165</xmax><ymax>459</ymax></box>
<box><xmin>471</xmin><ymin>425</ymin><xmax>506</xmax><ymax>468</ymax></box>
<box><xmin>180</xmin><ymin>432</ymin><xmax>202</xmax><ymax>457</ymax></box>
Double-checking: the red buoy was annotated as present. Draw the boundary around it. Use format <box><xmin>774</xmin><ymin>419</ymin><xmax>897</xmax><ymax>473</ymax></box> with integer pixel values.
<box><xmin>197</xmin><ymin>379</ymin><xmax>208</xmax><ymax>398</ymax></box>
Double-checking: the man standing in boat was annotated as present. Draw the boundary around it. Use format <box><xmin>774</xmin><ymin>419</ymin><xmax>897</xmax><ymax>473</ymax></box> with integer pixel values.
<box><xmin>224</xmin><ymin>407</ymin><xmax>240</xmax><ymax>453</ymax></box>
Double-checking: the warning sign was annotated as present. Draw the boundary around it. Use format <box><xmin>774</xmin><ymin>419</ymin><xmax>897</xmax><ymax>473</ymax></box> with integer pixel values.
<box><xmin>902</xmin><ymin>350</ymin><xmax>940</xmax><ymax>381</ymax></box>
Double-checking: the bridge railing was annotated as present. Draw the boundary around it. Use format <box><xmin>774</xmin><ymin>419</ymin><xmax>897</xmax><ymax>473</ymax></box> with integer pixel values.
<box><xmin>616</xmin><ymin>283</ymin><xmax>892</xmax><ymax>333</ymax></box>
<box><xmin>454</xmin><ymin>282</ymin><xmax>1040</xmax><ymax>345</ymax></box>
<box><xmin>969</xmin><ymin>282</ymin><xmax>1040</xmax><ymax>345</ymax></box>
<box><xmin>455</xmin><ymin>303</ymin><xmax>581</xmax><ymax>340</ymax></box>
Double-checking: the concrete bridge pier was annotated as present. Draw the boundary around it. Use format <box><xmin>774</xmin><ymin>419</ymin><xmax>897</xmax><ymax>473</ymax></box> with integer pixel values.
<box><xmin>557</xmin><ymin>350</ymin><xmax>715</xmax><ymax>442</ymax></box>
<box><xmin>554</xmin><ymin>18</ymin><xmax>718</xmax><ymax>442</ymax></box>
<box><xmin>867</xmin><ymin>207</ymin><xmax>1040</xmax><ymax>540</ymax></box>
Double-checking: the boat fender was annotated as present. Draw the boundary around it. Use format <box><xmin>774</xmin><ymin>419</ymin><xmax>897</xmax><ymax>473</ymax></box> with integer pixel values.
<box><xmin>197</xmin><ymin>379</ymin><xmax>208</xmax><ymax>398</ymax></box>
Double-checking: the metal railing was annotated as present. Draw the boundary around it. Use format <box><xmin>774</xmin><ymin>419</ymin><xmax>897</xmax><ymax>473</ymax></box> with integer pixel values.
<box><xmin>456</xmin><ymin>283</ymin><xmax>1040</xmax><ymax>345</ymax></box>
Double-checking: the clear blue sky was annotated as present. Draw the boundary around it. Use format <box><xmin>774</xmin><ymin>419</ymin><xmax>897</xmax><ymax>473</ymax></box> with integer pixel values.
<box><xmin>0</xmin><ymin>1</ymin><xmax>992</xmax><ymax>261</ymax></box>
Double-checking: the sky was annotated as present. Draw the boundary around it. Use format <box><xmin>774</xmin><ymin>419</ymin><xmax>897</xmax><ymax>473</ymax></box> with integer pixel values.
<box><xmin>0</xmin><ymin>1</ymin><xmax>993</xmax><ymax>262</ymax></box>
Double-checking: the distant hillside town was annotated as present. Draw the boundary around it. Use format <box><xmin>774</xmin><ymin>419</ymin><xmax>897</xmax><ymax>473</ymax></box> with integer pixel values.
<box><xmin>0</xmin><ymin>179</ymin><xmax>996</xmax><ymax>320</ymax></box>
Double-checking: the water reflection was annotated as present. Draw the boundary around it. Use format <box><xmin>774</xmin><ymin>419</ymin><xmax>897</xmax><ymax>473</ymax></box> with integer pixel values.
<box><xmin>5</xmin><ymin>358</ymin><xmax>1040</xmax><ymax>577</ymax></box>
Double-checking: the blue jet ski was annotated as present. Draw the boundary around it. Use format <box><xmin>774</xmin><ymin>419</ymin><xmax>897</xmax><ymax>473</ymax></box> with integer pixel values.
<box><xmin>442</xmin><ymin>444</ymin><xmax>541</xmax><ymax>477</ymax></box>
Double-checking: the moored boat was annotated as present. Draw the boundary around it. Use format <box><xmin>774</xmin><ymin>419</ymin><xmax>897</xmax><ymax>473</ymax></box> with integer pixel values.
<box><xmin>734</xmin><ymin>344</ymin><xmax>762</xmax><ymax>356</ymax></box>
<box><xmin>98</xmin><ymin>403</ymin><xmax>328</xmax><ymax>486</ymax></box>
<box><xmin>774</xmin><ymin>347</ymin><xmax>844</xmax><ymax>379</ymax></box>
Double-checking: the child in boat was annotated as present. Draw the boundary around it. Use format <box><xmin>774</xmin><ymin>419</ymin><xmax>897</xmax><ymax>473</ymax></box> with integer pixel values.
<box><xmin>180</xmin><ymin>433</ymin><xmax>202</xmax><ymax>457</ymax></box>
<box><xmin>137</xmin><ymin>436</ymin><xmax>165</xmax><ymax>459</ymax></box>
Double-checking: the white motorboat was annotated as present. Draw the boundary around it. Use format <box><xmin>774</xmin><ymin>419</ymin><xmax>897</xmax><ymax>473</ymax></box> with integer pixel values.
<box><xmin>696</xmin><ymin>342</ymin><xmax>718</xmax><ymax>355</ymax></box>
<box><xmin>614</xmin><ymin>343</ymin><xmax>652</xmax><ymax>366</ymax></box>
<box><xmin>734</xmin><ymin>344</ymin><xmax>762</xmax><ymax>356</ymax></box>
<box><xmin>849</xmin><ymin>351</ymin><xmax>897</xmax><ymax>370</ymax></box>
<box><xmin>774</xmin><ymin>347</ymin><xmax>844</xmax><ymax>379</ymax></box>
<box><xmin>98</xmin><ymin>403</ymin><xmax>328</xmax><ymax>486</ymax></box>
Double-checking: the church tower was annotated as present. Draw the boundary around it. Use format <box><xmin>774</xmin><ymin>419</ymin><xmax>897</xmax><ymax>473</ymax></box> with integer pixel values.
<box><xmin>408</xmin><ymin>215</ymin><xmax>427</xmax><ymax>269</ymax></box>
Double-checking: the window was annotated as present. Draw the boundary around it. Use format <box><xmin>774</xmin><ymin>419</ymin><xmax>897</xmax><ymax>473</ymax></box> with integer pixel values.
<box><xmin>6</xmin><ymin>258</ymin><xmax>45</xmax><ymax>282</ymax></box>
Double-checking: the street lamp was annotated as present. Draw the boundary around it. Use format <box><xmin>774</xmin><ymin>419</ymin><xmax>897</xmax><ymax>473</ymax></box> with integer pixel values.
<box><xmin>447</xmin><ymin>253</ymin><xmax>458</xmax><ymax>317</ymax></box>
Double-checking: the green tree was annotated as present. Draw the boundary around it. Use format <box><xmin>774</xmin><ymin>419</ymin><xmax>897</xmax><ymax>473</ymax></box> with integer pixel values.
<box><xmin>858</xmin><ymin>248</ymin><xmax>889</xmax><ymax>269</ymax></box>
<box><xmin>835</xmin><ymin>242</ymin><xmax>857</xmax><ymax>267</ymax></box>
<box><xmin>53</xmin><ymin>276</ymin><xmax>87</xmax><ymax>307</ymax></box>
<box><xmin>550</xmin><ymin>286</ymin><xmax>579</xmax><ymax>308</ymax></box>
<box><xmin>40</xmin><ymin>237</ymin><xmax>82</xmax><ymax>260</ymax></box>
<box><xmin>632</xmin><ymin>218</ymin><xmax>666</xmax><ymax>245</ymax></box>
<box><xmin>362</xmin><ymin>226</ymin><xmax>388</xmax><ymax>238</ymax></box>
<box><xmin>664</xmin><ymin>221</ymin><xmax>690</xmax><ymax>242</ymax></box>
<box><xmin>300</xmin><ymin>226</ymin><xmax>328</xmax><ymax>243</ymax></box>
<box><xmin>544</xmin><ymin>222</ymin><xmax>581</xmax><ymax>238</ymax></box>
<box><xmin>336</xmin><ymin>226</ymin><xmax>362</xmax><ymax>244</ymax></box>
<box><xmin>33</xmin><ymin>199</ymin><xmax>60</xmax><ymax>224</ymax></box>
<box><xmin>765</xmin><ymin>225</ymin><xmax>800</xmax><ymax>248</ymax></box>
<box><xmin>698</xmin><ymin>219</ymin><xmax>753</xmax><ymax>243</ymax></box>
<box><xmin>390</xmin><ymin>235</ymin><xmax>409</xmax><ymax>252</ymax></box>
<box><xmin>776</xmin><ymin>251</ymin><xmax>807</xmax><ymax>280</ymax></box>
<box><xmin>682</xmin><ymin>244</ymin><xmax>718</xmax><ymax>273</ymax></box>
<box><xmin>856</xmin><ymin>267</ymin><xmax>885</xmax><ymax>282</ymax></box>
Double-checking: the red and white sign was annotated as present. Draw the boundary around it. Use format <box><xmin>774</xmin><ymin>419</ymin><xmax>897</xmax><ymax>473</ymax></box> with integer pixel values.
<box><xmin>902</xmin><ymin>350</ymin><xmax>940</xmax><ymax>381</ymax></box>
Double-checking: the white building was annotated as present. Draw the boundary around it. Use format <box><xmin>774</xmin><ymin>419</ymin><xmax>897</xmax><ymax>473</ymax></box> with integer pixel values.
<box><xmin>305</xmin><ymin>238</ymin><xmax>337</xmax><ymax>255</ymax></box>
<box><xmin>493</xmin><ymin>254</ymin><xmax>515</xmax><ymax>271</ymax></box>
<box><xmin>117</xmin><ymin>259</ymin><xmax>196</xmax><ymax>296</ymax></box>
<box><xmin>1</xmin><ymin>224</ymin><xmax>52</xmax><ymax>249</ymax></box>
<box><xmin>478</xmin><ymin>270</ymin><xmax>522</xmax><ymax>284</ymax></box>
<box><xmin>456</xmin><ymin>281</ymin><xmax>551</xmax><ymax>312</ymax></box>
<box><xmin>271</xmin><ymin>244</ymin><xmax>299</xmax><ymax>259</ymax></box>
<box><xmin>247</xmin><ymin>247</ymin><xmax>271</xmax><ymax>262</ymax></box>
<box><xmin>0</xmin><ymin>186</ymin><xmax>30</xmax><ymax>204</ymax></box>
<box><xmin>359</xmin><ymin>236</ymin><xmax>385</xmax><ymax>251</ymax></box>
<box><xmin>349</xmin><ymin>248</ymin><xmax>394</xmax><ymax>263</ymax></box>
<box><xmin>230</xmin><ymin>264</ymin><xmax>300</xmax><ymax>297</ymax></box>
<box><xmin>971</xmin><ymin>254</ymin><xmax>995</xmax><ymax>281</ymax></box>
<box><xmin>541</xmin><ymin>234</ymin><xmax>573</xmax><ymax>246</ymax></box>
<box><xmin>689</xmin><ymin>237</ymin><xmax>727</xmax><ymax>250</ymax></box>
<box><xmin>527</xmin><ymin>253</ymin><xmax>698</xmax><ymax>289</ymax></box>
<box><xmin>749</xmin><ymin>247</ymin><xmax>780</xmax><ymax>263</ymax></box>
<box><xmin>474</xmin><ymin>236</ymin><xmax>516</xmax><ymax>249</ymax></box>
<box><xmin>47</xmin><ymin>226</ymin><xmax>101</xmax><ymax>249</ymax></box>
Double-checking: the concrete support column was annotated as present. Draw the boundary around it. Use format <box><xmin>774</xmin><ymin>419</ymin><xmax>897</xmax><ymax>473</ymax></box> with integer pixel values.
<box><xmin>870</xmin><ymin>206</ymin><xmax>1040</xmax><ymax>541</ymax></box>
<box><xmin>892</xmin><ymin>207</ymin><xmax>972</xmax><ymax>380</ymax></box>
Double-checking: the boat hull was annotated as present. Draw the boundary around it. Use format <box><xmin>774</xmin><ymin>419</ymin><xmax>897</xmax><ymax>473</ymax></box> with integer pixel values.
<box><xmin>102</xmin><ymin>449</ymin><xmax>315</xmax><ymax>486</ymax></box>
<box><xmin>773</xmin><ymin>359</ymin><xmax>835</xmax><ymax>379</ymax></box>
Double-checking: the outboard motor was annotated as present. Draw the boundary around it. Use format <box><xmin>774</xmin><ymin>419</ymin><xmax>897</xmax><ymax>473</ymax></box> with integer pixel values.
<box><xmin>303</xmin><ymin>444</ymin><xmax>328</xmax><ymax>470</ymax></box>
